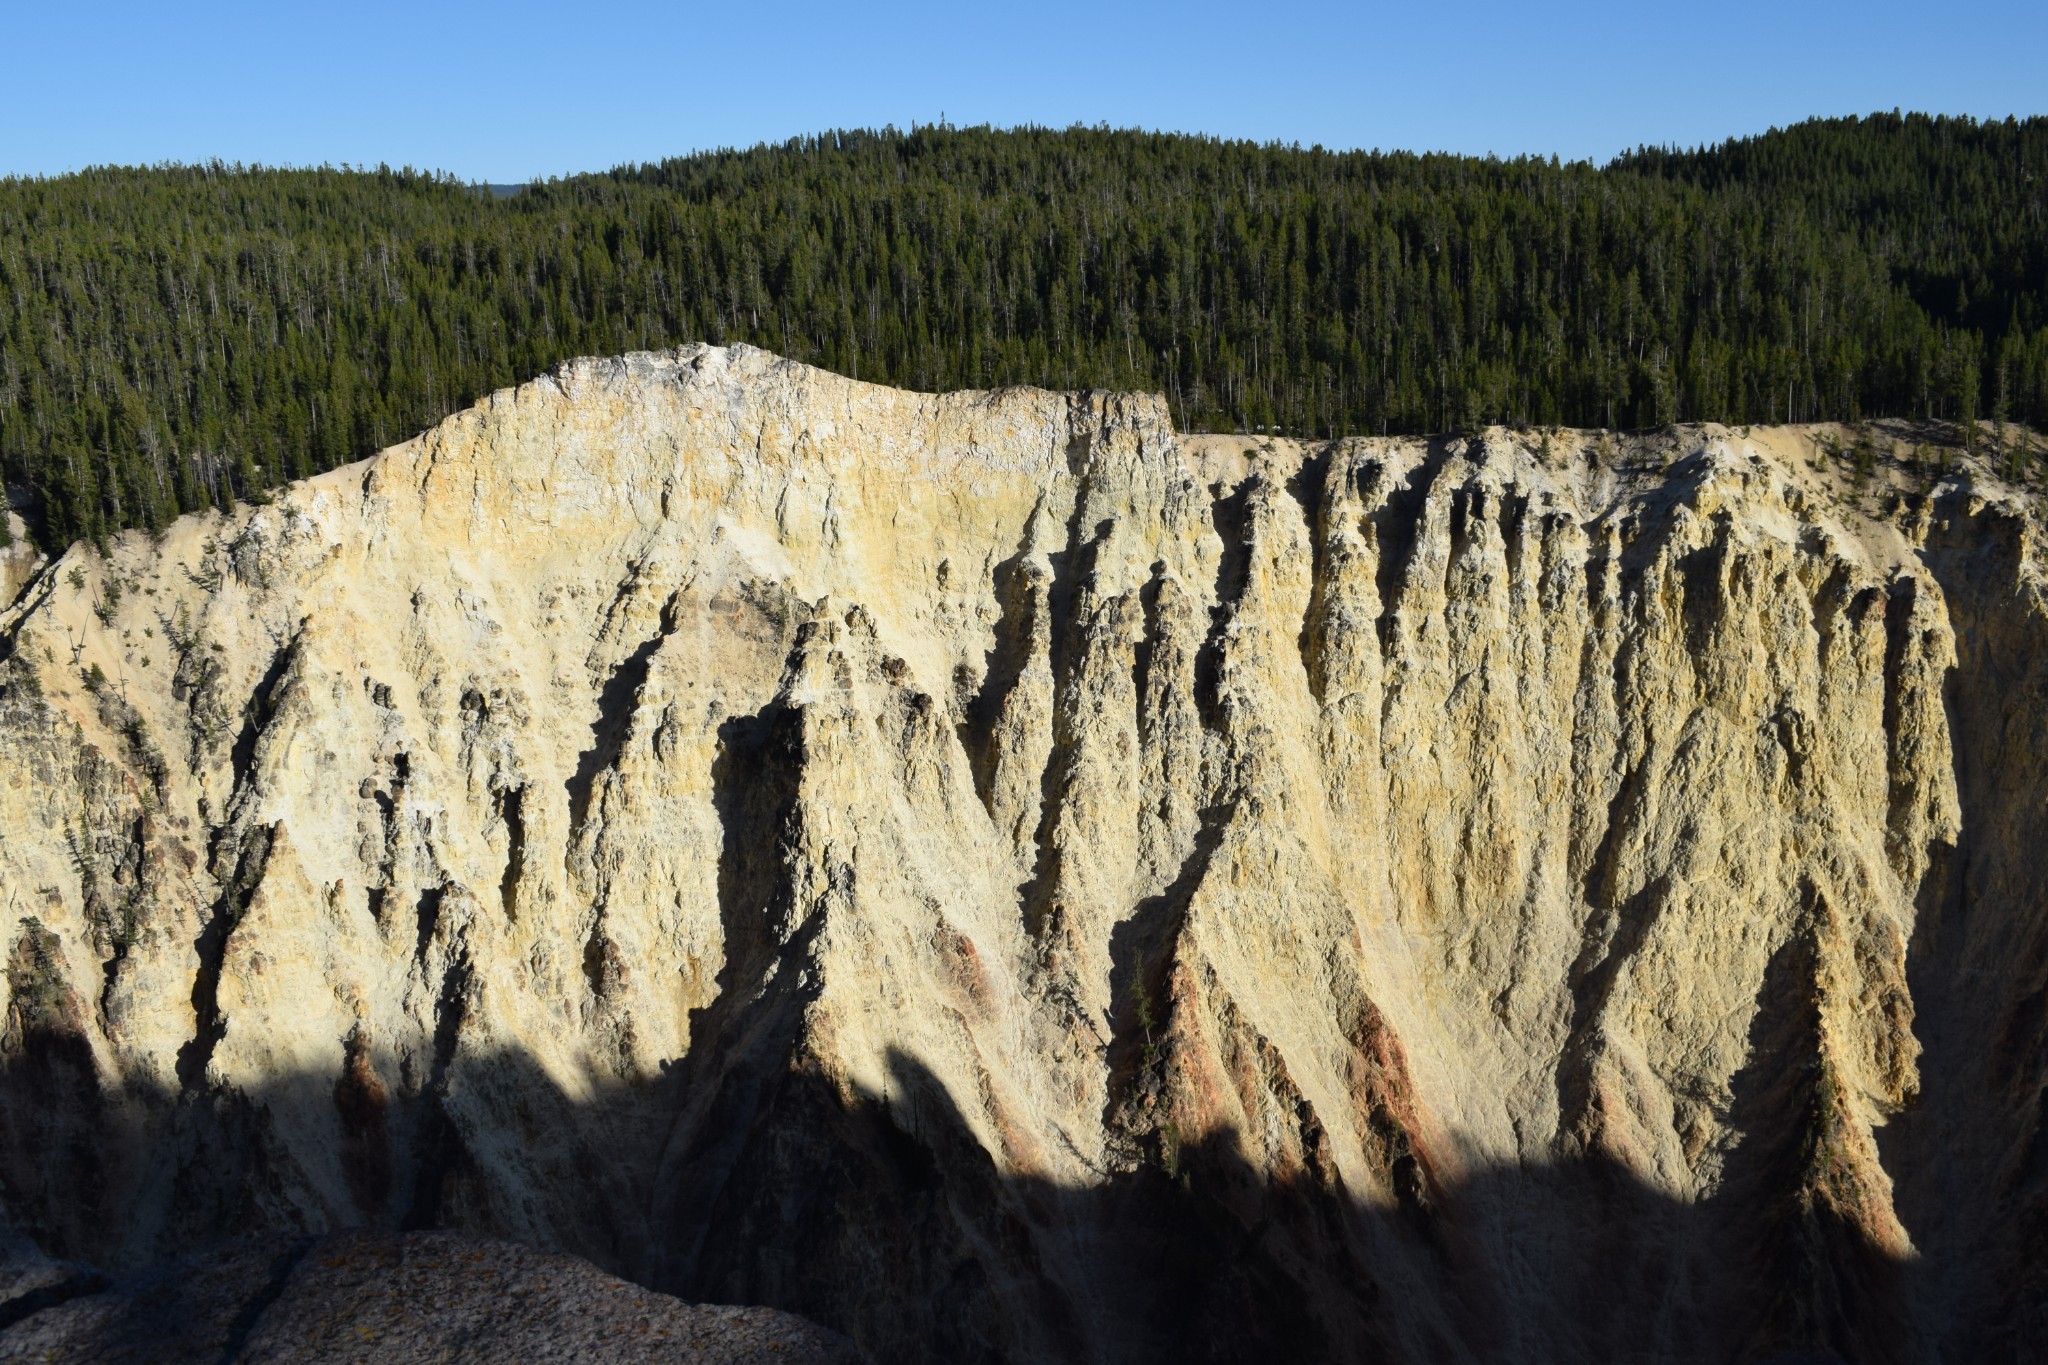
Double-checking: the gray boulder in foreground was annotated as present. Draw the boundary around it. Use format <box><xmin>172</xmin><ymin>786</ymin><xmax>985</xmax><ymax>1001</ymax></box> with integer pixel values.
<box><xmin>0</xmin><ymin>1228</ymin><xmax>857</xmax><ymax>1363</ymax></box>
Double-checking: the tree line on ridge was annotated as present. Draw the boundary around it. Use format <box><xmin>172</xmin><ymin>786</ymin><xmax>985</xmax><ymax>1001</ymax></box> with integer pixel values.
<box><xmin>2</xmin><ymin>112</ymin><xmax>2044</xmax><ymax>549</ymax></box>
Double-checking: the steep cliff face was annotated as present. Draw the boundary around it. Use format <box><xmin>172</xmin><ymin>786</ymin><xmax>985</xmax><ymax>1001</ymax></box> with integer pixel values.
<box><xmin>0</xmin><ymin>346</ymin><xmax>2040</xmax><ymax>1362</ymax></box>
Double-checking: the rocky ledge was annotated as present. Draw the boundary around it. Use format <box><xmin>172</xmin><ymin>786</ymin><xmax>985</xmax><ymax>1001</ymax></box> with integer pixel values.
<box><xmin>0</xmin><ymin>1228</ymin><xmax>854</xmax><ymax>1363</ymax></box>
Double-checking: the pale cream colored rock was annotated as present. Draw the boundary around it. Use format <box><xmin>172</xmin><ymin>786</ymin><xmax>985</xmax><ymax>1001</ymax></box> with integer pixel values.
<box><xmin>0</xmin><ymin>347</ymin><xmax>2038</xmax><ymax>1361</ymax></box>
<box><xmin>0</xmin><ymin>514</ymin><xmax>37</xmax><ymax>613</ymax></box>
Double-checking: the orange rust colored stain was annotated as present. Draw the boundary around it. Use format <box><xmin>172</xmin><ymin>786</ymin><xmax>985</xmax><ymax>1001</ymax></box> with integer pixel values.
<box><xmin>334</xmin><ymin>1026</ymin><xmax>393</xmax><ymax>1215</ymax></box>
<box><xmin>1346</xmin><ymin>999</ymin><xmax>1445</xmax><ymax>1207</ymax></box>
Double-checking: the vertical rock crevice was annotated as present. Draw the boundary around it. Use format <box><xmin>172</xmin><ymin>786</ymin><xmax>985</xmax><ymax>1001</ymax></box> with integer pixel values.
<box><xmin>0</xmin><ymin>350</ymin><xmax>2041</xmax><ymax>1362</ymax></box>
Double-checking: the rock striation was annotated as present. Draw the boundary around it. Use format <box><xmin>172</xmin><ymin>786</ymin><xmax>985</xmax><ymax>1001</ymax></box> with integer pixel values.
<box><xmin>0</xmin><ymin>345</ymin><xmax>2043</xmax><ymax>1362</ymax></box>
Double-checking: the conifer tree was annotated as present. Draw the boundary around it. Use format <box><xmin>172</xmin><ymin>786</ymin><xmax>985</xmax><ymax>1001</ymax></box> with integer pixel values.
<box><xmin>0</xmin><ymin>114</ymin><xmax>2043</xmax><ymax>549</ymax></box>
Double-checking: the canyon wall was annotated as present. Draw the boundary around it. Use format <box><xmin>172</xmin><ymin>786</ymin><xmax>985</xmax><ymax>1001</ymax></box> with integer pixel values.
<box><xmin>0</xmin><ymin>346</ymin><xmax>2041</xmax><ymax>1362</ymax></box>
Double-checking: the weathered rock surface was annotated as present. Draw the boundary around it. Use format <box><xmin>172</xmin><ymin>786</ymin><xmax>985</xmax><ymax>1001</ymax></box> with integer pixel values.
<box><xmin>0</xmin><ymin>516</ymin><xmax>37</xmax><ymax>619</ymax></box>
<box><xmin>0</xmin><ymin>345</ymin><xmax>2042</xmax><ymax>1362</ymax></box>
<box><xmin>0</xmin><ymin>1228</ymin><xmax>854</xmax><ymax>1362</ymax></box>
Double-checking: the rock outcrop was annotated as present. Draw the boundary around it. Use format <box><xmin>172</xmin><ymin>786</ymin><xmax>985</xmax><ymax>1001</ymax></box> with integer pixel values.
<box><xmin>0</xmin><ymin>345</ymin><xmax>2041</xmax><ymax>1362</ymax></box>
<box><xmin>0</xmin><ymin>1228</ymin><xmax>854</xmax><ymax>1362</ymax></box>
<box><xmin>0</xmin><ymin>517</ymin><xmax>37</xmax><ymax>620</ymax></box>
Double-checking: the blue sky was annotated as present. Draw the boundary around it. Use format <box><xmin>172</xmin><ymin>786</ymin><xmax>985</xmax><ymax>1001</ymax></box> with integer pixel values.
<box><xmin>4</xmin><ymin>0</ymin><xmax>2043</xmax><ymax>181</ymax></box>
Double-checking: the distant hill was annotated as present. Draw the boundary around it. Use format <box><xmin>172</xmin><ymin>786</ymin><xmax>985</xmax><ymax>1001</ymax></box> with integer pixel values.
<box><xmin>0</xmin><ymin>114</ymin><xmax>2043</xmax><ymax>548</ymax></box>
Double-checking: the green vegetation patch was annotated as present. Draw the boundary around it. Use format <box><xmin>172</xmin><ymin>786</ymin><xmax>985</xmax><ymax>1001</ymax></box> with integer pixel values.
<box><xmin>3</xmin><ymin>114</ymin><xmax>2045</xmax><ymax>549</ymax></box>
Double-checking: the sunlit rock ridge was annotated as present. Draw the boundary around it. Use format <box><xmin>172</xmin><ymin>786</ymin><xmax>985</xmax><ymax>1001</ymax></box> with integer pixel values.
<box><xmin>1</xmin><ymin>345</ymin><xmax>2043</xmax><ymax>1363</ymax></box>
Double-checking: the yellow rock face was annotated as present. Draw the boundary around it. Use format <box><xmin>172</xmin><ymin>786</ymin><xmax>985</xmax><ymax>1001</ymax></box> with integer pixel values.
<box><xmin>0</xmin><ymin>345</ymin><xmax>2040</xmax><ymax>1361</ymax></box>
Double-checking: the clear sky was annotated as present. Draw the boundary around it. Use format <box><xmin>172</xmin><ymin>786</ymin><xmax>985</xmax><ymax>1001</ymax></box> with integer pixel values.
<box><xmin>5</xmin><ymin>0</ymin><xmax>2044</xmax><ymax>181</ymax></box>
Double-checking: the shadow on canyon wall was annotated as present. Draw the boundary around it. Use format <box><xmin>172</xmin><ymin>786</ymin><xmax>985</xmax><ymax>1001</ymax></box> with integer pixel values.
<box><xmin>1875</xmin><ymin>493</ymin><xmax>2048</xmax><ymax>1363</ymax></box>
<box><xmin>0</xmin><ymin>1016</ymin><xmax>1985</xmax><ymax>1365</ymax></box>
<box><xmin>5</xmin><ymin>485</ymin><xmax>2046</xmax><ymax>1364</ymax></box>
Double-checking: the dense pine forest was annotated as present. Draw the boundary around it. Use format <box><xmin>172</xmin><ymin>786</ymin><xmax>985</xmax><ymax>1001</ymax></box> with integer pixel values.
<box><xmin>3</xmin><ymin>112</ymin><xmax>2046</xmax><ymax>550</ymax></box>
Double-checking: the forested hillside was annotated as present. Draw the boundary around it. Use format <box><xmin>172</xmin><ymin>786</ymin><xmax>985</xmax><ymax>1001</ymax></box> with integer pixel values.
<box><xmin>3</xmin><ymin>112</ymin><xmax>2045</xmax><ymax>549</ymax></box>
